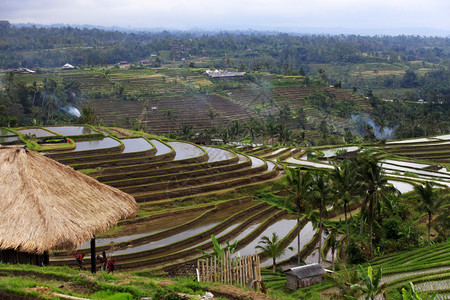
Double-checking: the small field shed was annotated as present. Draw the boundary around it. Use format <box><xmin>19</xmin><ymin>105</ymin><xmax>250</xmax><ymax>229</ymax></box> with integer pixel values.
<box><xmin>285</xmin><ymin>263</ymin><xmax>326</xmax><ymax>290</ymax></box>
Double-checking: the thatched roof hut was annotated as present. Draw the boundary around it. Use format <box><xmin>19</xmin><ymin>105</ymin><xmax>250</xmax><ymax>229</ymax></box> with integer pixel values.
<box><xmin>0</xmin><ymin>146</ymin><xmax>138</xmax><ymax>261</ymax></box>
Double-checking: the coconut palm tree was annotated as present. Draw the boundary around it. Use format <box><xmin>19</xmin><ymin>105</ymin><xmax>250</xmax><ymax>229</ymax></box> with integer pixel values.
<box><xmin>354</xmin><ymin>152</ymin><xmax>397</xmax><ymax>255</ymax></box>
<box><xmin>331</xmin><ymin>160</ymin><xmax>360</xmax><ymax>235</ymax></box>
<box><xmin>207</xmin><ymin>108</ymin><xmax>219</xmax><ymax>127</ymax></box>
<box><xmin>309</xmin><ymin>171</ymin><xmax>333</xmax><ymax>264</ymax></box>
<box><xmin>414</xmin><ymin>182</ymin><xmax>447</xmax><ymax>246</ymax></box>
<box><xmin>165</xmin><ymin>109</ymin><xmax>177</xmax><ymax>135</ymax></box>
<box><xmin>325</xmin><ymin>221</ymin><xmax>341</xmax><ymax>271</ymax></box>
<box><xmin>256</xmin><ymin>232</ymin><xmax>292</xmax><ymax>273</ymax></box>
<box><xmin>282</xmin><ymin>167</ymin><xmax>314</xmax><ymax>264</ymax></box>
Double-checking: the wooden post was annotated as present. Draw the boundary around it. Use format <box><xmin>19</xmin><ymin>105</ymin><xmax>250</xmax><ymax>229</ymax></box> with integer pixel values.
<box><xmin>90</xmin><ymin>236</ymin><xmax>96</xmax><ymax>274</ymax></box>
<box><xmin>43</xmin><ymin>251</ymin><xmax>49</xmax><ymax>266</ymax></box>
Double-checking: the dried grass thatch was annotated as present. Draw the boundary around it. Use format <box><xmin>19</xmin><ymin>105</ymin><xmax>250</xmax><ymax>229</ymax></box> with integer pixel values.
<box><xmin>0</xmin><ymin>146</ymin><xmax>139</xmax><ymax>254</ymax></box>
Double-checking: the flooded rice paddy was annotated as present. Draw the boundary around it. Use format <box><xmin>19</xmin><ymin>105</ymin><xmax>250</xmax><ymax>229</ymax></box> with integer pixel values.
<box><xmin>381</xmin><ymin>159</ymin><xmax>430</xmax><ymax>169</ymax></box>
<box><xmin>284</xmin><ymin>157</ymin><xmax>334</xmax><ymax>169</ymax></box>
<box><xmin>150</xmin><ymin>139</ymin><xmax>172</xmax><ymax>155</ymax></box>
<box><xmin>72</xmin><ymin>137</ymin><xmax>121</xmax><ymax>152</ymax></box>
<box><xmin>321</xmin><ymin>146</ymin><xmax>359</xmax><ymax>158</ymax></box>
<box><xmin>0</xmin><ymin>136</ymin><xmax>19</xmax><ymax>144</ymax></box>
<box><xmin>250</xmin><ymin>156</ymin><xmax>265</xmax><ymax>168</ymax></box>
<box><xmin>44</xmin><ymin>126</ymin><xmax>98</xmax><ymax>136</ymax></box>
<box><xmin>388</xmin><ymin>180</ymin><xmax>415</xmax><ymax>194</ymax></box>
<box><xmin>121</xmin><ymin>138</ymin><xmax>153</xmax><ymax>153</ymax></box>
<box><xmin>169</xmin><ymin>142</ymin><xmax>205</xmax><ymax>160</ymax></box>
<box><xmin>0</xmin><ymin>128</ymin><xmax>16</xmax><ymax>136</ymax></box>
<box><xmin>18</xmin><ymin>128</ymin><xmax>55</xmax><ymax>137</ymax></box>
<box><xmin>203</xmin><ymin>146</ymin><xmax>236</xmax><ymax>162</ymax></box>
<box><xmin>234</xmin><ymin>218</ymin><xmax>297</xmax><ymax>258</ymax></box>
<box><xmin>80</xmin><ymin>200</ymin><xmax>259</xmax><ymax>254</ymax></box>
<box><xmin>381</xmin><ymin>163</ymin><xmax>450</xmax><ymax>180</ymax></box>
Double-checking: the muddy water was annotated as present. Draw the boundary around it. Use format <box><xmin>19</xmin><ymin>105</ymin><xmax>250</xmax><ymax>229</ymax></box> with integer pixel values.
<box><xmin>94</xmin><ymin>200</ymin><xmax>259</xmax><ymax>255</ymax></box>
<box><xmin>168</xmin><ymin>141</ymin><xmax>204</xmax><ymax>160</ymax></box>
<box><xmin>150</xmin><ymin>139</ymin><xmax>171</xmax><ymax>155</ymax></box>
<box><xmin>18</xmin><ymin>128</ymin><xmax>55</xmax><ymax>137</ymax></box>
<box><xmin>204</xmin><ymin>146</ymin><xmax>236</xmax><ymax>162</ymax></box>
<box><xmin>122</xmin><ymin>138</ymin><xmax>153</xmax><ymax>153</ymax></box>
<box><xmin>44</xmin><ymin>126</ymin><xmax>97</xmax><ymax>136</ymax></box>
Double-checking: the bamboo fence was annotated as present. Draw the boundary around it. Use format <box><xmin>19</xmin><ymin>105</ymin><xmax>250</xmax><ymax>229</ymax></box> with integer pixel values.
<box><xmin>197</xmin><ymin>251</ymin><xmax>261</xmax><ymax>288</ymax></box>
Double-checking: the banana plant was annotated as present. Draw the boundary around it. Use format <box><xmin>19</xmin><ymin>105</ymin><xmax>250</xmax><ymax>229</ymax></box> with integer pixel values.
<box><xmin>348</xmin><ymin>264</ymin><xmax>385</xmax><ymax>300</ymax></box>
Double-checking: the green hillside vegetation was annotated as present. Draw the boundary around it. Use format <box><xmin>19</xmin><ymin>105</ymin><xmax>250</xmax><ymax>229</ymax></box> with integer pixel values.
<box><xmin>0</xmin><ymin>22</ymin><xmax>449</xmax><ymax>299</ymax></box>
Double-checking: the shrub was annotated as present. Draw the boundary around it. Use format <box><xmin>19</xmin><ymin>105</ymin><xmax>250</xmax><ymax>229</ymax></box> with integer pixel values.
<box><xmin>346</xmin><ymin>237</ymin><xmax>369</xmax><ymax>265</ymax></box>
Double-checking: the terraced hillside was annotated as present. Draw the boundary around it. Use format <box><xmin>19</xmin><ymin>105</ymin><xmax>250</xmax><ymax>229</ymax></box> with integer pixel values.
<box><xmin>2</xmin><ymin>125</ymin><xmax>448</xmax><ymax>290</ymax></box>
<box><xmin>82</xmin><ymin>70</ymin><xmax>365</xmax><ymax>135</ymax></box>
<box><xmin>32</xmin><ymin>126</ymin><xmax>294</xmax><ymax>272</ymax></box>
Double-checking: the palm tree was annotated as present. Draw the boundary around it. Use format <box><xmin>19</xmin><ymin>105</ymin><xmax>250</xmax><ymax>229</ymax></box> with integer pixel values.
<box><xmin>414</xmin><ymin>182</ymin><xmax>447</xmax><ymax>246</ymax></box>
<box><xmin>282</xmin><ymin>167</ymin><xmax>313</xmax><ymax>264</ymax></box>
<box><xmin>309</xmin><ymin>171</ymin><xmax>333</xmax><ymax>264</ymax></box>
<box><xmin>349</xmin><ymin>265</ymin><xmax>385</xmax><ymax>300</ymax></box>
<box><xmin>331</xmin><ymin>160</ymin><xmax>360</xmax><ymax>235</ymax></box>
<box><xmin>325</xmin><ymin>221</ymin><xmax>341</xmax><ymax>271</ymax></box>
<box><xmin>256</xmin><ymin>232</ymin><xmax>292</xmax><ymax>273</ymax></box>
<box><xmin>355</xmin><ymin>153</ymin><xmax>396</xmax><ymax>255</ymax></box>
<box><xmin>165</xmin><ymin>110</ymin><xmax>177</xmax><ymax>135</ymax></box>
<box><xmin>207</xmin><ymin>108</ymin><xmax>219</xmax><ymax>127</ymax></box>
<box><xmin>245</xmin><ymin>117</ymin><xmax>258</xmax><ymax>140</ymax></box>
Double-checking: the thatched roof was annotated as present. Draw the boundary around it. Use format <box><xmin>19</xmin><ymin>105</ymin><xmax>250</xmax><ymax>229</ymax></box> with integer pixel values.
<box><xmin>0</xmin><ymin>146</ymin><xmax>139</xmax><ymax>254</ymax></box>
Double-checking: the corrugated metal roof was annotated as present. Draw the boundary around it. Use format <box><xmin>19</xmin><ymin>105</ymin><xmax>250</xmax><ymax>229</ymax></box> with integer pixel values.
<box><xmin>286</xmin><ymin>263</ymin><xmax>325</xmax><ymax>278</ymax></box>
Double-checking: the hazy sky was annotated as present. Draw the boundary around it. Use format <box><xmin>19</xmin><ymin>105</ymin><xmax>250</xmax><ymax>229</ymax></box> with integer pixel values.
<box><xmin>1</xmin><ymin>0</ymin><xmax>449</xmax><ymax>35</ymax></box>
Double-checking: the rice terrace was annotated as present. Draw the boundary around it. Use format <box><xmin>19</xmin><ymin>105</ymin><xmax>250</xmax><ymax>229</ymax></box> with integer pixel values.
<box><xmin>0</xmin><ymin>24</ymin><xmax>449</xmax><ymax>299</ymax></box>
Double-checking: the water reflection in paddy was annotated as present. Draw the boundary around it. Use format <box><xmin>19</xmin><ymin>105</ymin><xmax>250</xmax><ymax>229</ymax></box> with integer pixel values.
<box><xmin>18</xmin><ymin>128</ymin><xmax>55</xmax><ymax>137</ymax></box>
<box><xmin>267</xmin><ymin>161</ymin><xmax>276</xmax><ymax>171</ymax></box>
<box><xmin>83</xmin><ymin>209</ymin><xmax>207</xmax><ymax>248</ymax></box>
<box><xmin>169</xmin><ymin>142</ymin><xmax>204</xmax><ymax>160</ymax></box>
<box><xmin>122</xmin><ymin>138</ymin><xmax>153</xmax><ymax>153</ymax></box>
<box><xmin>0</xmin><ymin>128</ymin><xmax>16</xmax><ymax>136</ymax></box>
<box><xmin>381</xmin><ymin>163</ymin><xmax>450</xmax><ymax>180</ymax></box>
<box><xmin>382</xmin><ymin>159</ymin><xmax>429</xmax><ymax>169</ymax></box>
<box><xmin>0</xmin><ymin>136</ymin><xmax>19</xmax><ymax>144</ymax></box>
<box><xmin>284</xmin><ymin>157</ymin><xmax>334</xmax><ymax>169</ymax></box>
<box><xmin>233</xmin><ymin>218</ymin><xmax>297</xmax><ymax>258</ymax></box>
<box><xmin>388</xmin><ymin>180</ymin><xmax>415</xmax><ymax>194</ymax></box>
<box><xmin>250</xmin><ymin>156</ymin><xmax>265</xmax><ymax>168</ymax></box>
<box><xmin>86</xmin><ymin>200</ymin><xmax>258</xmax><ymax>253</ymax></box>
<box><xmin>204</xmin><ymin>146</ymin><xmax>236</xmax><ymax>162</ymax></box>
<box><xmin>321</xmin><ymin>146</ymin><xmax>358</xmax><ymax>158</ymax></box>
<box><xmin>261</xmin><ymin>222</ymin><xmax>316</xmax><ymax>267</ymax></box>
<box><xmin>44</xmin><ymin>126</ymin><xmax>97</xmax><ymax>136</ymax></box>
<box><xmin>150</xmin><ymin>139</ymin><xmax>171</xmax><ymax>155</ymax></box>
<box><xmin>72</xmin><ymin>137</ymin><xmax>121</xmax><ymax>152</ymax></box>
